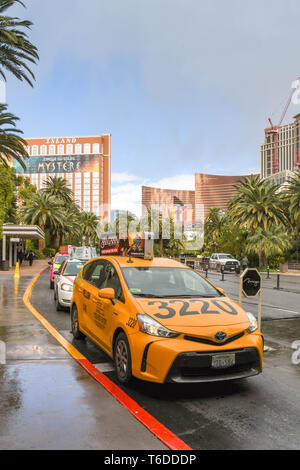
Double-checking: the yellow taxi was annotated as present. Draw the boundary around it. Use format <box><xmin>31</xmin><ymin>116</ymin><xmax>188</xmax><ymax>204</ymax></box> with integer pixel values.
<box><xmin>70</xmin><ymin>255</ymin><xmax>263</xmax><ymax>385</ymax></box>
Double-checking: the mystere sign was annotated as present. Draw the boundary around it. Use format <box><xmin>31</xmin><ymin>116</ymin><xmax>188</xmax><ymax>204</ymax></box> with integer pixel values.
<box><xmin>14</xmin><ymin>154</ymin><xmax>100</xmax><ymax>174</ymax></box>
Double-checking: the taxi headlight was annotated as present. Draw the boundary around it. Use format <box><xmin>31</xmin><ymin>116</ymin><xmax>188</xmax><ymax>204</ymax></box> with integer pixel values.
<box><xmin>61</xmin><ymin>283</ymin><xmax>73</xmax><ymax>292</ymax></box>
<box><xmin>246</xmin><ymin>312</ymin><xmax>258</xmax><ymax>333</ymax></box>
<box><xmin>136</xmin><ymin>314</ymin><xmax>179</xmax><ymax>338</ymax></box>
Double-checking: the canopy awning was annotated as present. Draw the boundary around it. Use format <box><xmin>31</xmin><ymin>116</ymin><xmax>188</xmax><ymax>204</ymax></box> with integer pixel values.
<box><xmin>2</xmin><ymin>223</ymin><xmax>45</xmax><ymax>240</ymax></box>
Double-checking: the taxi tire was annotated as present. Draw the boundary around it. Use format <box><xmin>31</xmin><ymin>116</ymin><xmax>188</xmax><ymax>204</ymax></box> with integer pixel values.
<box><xmin>71</xmin><ymin>305</ymin><xmax>86</xmax><ymax>340</ymax></box>
<box><xmin>114</xmin><ymin>332</ymin><xmax>132</xmax><ymax>385</ymax></box>
<box><xmin>55</xmin><ymin>296</ymin><xmax>62</xmax><ymax>311</ymax></box>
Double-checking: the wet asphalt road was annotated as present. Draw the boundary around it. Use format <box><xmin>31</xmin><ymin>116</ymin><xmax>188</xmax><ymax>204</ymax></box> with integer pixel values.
<box><xmin>29</xmin><ymin>269</ymin><xmax>300</xmax><ymax>450</ymax></box>
<box><xmin>0</xmin><ymin>269</ymin><xmax>167</xmax><ymax>450</ymax></box>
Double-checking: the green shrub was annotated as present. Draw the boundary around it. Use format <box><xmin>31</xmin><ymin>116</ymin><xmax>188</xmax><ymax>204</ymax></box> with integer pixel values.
<box><xmin>42</xmin><ymin>247</ymin><xmax>56</xmax><ymax>257</ymax></box>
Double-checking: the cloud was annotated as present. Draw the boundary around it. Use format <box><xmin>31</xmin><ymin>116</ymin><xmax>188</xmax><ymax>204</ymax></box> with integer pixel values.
<box><xmin>111</xmin><ymin>182</ymin><xmax>142</xmax><ymax>214</ymax></box>
<box><xmin>111</xmin><ymin>173</ymin><xmax>195</xmax><ymax>216</ymax></box>
<box><xmin>111</xmin><ymin>172</ymin><xmax>138</xmax><ymax>184</ymax></box>
<box><xmin>149</xmin><ymin>174</ymin><xmax>195</xmax><ymax>191</ymax></box>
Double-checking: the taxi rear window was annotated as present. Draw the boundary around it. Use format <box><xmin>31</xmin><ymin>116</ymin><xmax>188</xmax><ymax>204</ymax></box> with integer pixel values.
<box><xmin>63</xmin><ymin>262</ymin><xmax>85</xmax><ymax>276</ymax></box>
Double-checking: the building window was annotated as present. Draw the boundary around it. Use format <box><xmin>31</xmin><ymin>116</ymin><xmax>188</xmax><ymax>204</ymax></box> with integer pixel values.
<box><xmin>84</xmin><ymin>143</ymin><xmax>91</xmax><ymax>154</ymax></box>
<box><xmin>40</xmin><ymin>145</ymin><xmax>47</xmax><ymax>155</ymax></box>
<box><xmin>49</xmin><ymin>145</ymin><xmax>56</xmax><ymax>155</ymax></box>
<box><xmin>58</xmin><ymin>144</ymin><xmax>64</xmax><ymax>155</ymax></box>
<box><xmin>32</xmin><ymin>145</ymin><xmax>39</xmax><ymax>156</ymax></box>
<box><xmin>75</xmin><ymin>144</ymin><xmax>82</xmax><ymax>154</ymax></box>
<box><xmin>66</xmin><ymin>144</ymin><xmax>73</xmax><ymax>154</ymax></box>
<box><xmin>92</xmin><ymin>143</ymin><xmax>100</xmax><ymax>154</ymax></box>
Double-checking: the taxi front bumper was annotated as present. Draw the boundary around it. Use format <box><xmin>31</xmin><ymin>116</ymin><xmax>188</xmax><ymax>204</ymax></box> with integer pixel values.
<box><xmin>130</xmin><ymin>331</ymin><xmax>263</xmax><ymax>384</ymax></box>
<box><xmin>57</xmin><ymin>288</ymin><xmax>73</xmax><ymax>307</ymax></box>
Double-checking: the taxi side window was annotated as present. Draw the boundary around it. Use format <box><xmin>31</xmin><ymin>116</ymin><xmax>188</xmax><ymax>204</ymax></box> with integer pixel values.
<box><xmin>82</xmin><ymin>261</ymin><xmax>106</xmax><ymax>287</ymax></box>
<box><xmin>99</xmin><ymin>262</ymin><xmax>125</xmax><ymax>303</ymax></box>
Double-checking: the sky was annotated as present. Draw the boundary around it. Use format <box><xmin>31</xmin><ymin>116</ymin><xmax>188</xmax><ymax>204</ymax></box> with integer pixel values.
<box><xmin>6</xmin><ymin>0</ymin><xmax>300</xmax><ymax>214</ymax></box>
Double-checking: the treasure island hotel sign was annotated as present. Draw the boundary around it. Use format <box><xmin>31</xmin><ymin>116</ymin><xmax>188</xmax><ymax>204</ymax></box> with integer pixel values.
<box><xmin>13</xmin><ymin>135</ymin><xmax>111</xmax><ymax>221</ymax></box>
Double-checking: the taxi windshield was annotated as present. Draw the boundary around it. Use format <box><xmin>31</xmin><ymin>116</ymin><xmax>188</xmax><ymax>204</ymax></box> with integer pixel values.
<box><xmin>55</xmin><ymin>255</ymin><xmax>67</xmax><ymax>265</ymax></box>
<box><xmin>121</xmin><ymin>267</ymin><xmax>222</xmax><ymax>298</ymax></box>
<box><xmin>62</xmin><ymin>262</ymin><xmax>85</xmax><ymax>276</ymax></box>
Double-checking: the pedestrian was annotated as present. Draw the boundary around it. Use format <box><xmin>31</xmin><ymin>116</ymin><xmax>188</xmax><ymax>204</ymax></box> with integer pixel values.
<box><xmin>241</xmin><ymin>256</ymin><xmax>248</xmax><ymax>271</ymax></box>
<box><xmin>17</xmin><ymin>250</ymin><xmax>24</xmax><ymax>265</ymax></box>
<box><xmin>28</xmin><ymin>251</ymin><xmax>35</xmax><ymax>267</ymax></box>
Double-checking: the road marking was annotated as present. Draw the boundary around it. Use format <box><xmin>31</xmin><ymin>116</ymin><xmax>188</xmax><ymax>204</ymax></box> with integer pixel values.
<box><xmin>23</xmin><ymin>267</ymin><xmax>191</xmax><ymax>451</ymax></box>
<box><xmin>0</xmin><ymin>340</ymin><xmax>6</xmax><ymax>364</ymax></box>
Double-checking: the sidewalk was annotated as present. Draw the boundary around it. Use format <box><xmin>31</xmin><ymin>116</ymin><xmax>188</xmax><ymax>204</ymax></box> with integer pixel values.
<box><xmin>0</xmin><ymin>260</ymin><xmax>166</xmax><ymax>450</ymax></box>
<box><xmin>0</xmin><ymin>258</ymin><xmax>49</xmax><ymax>276</ymax></box>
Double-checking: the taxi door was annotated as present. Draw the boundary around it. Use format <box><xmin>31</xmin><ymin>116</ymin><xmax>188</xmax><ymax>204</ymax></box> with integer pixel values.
<box><xmin>91</xmin><ymin>260</ymin><xmax>127</xmax><ymax>356</ymax></box>
<box><xmin>78</xmin><ymin>260</ymin><xmax>106</xmax><ymax>336</ymax></box>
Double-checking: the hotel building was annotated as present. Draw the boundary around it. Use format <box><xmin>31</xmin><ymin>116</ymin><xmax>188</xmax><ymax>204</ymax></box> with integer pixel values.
<box><xmin>261</xmin><ymin>114</ymin><xmax>300</xmax><ymax>184</ymax></box>
<box><xmin>142</xmin><ymin>173</ymin><xmax>252</xmax><ymax>226</ymax></box>
<box><xmin>14</xmin><ymin>135</ymin><xmax>111</xmax><ymax>221</ymax></box>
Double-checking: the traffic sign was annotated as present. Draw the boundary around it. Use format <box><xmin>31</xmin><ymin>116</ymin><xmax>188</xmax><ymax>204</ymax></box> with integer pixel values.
<box><xmin>238</xmin><ymin>268</ymin><xmax>262</xmax><ymax>331</ymax></box>
<box><xmin>241</xmin><ymin>268</ymin><xmax>262</xmax><ymax>298</ymax></box>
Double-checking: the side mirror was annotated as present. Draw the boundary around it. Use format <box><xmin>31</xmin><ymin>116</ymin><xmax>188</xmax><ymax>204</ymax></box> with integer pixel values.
<box><xmin>217</xmin><ymin>287</ymin><xmax>225</xmax><ymax>295</ymax></box>
<box><xmin>53</xmin><ymin>270</ymin><xmax>59</xmax><ymax>275</ymax></box>
<box><xmin>48</xmin><ymin>261</ymin><xmax>52</xmax><ymax>265</ymax></box>
<box><xmin>98</xmin><ymin>288</ymin><xmax>115</xmax><ymax>300</ymax></box>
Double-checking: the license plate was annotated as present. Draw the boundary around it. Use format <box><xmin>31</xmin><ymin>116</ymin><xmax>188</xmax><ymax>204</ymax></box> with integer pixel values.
<box><xmin>211</xmin><ymin>354</ymin><xmax>235</xmax><ymax>369</ymax></box>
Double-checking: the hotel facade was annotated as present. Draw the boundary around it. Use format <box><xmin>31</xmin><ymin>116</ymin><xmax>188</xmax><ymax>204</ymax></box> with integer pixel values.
<box><xmin>14</xmin><ymin>134</ymin><xmax>111</xmax><ymax>221</ymax></box>
<box><xmin>261</xmin><ymin>113</ymin><xmax>300</xmax><ymax>184</ymax></box>
<box><xmin>142</xmin><ymin>173</ymin><xmax>252</xmax><ymax>227</ymax></box>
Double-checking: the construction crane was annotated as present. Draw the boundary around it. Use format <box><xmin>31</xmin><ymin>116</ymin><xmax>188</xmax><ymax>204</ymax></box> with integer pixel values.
<box><xmin>265</xmin><ymin>77</ymin><xmax>300</xmax><ymax>173</ymax></box>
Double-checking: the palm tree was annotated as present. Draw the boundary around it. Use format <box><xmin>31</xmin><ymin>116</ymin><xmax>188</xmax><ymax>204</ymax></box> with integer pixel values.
<box><xmin>285</xmin><ymin>172</ymin><xmax>300</xmax><ymax>231</ymax></box>
<box><xmin>42</xmin><ymin>176</ymin><xmax>73</xmax><ymax>205</ymax></box>
<box><xmin>21</xmin><ymin>193</ymin><xmax>65</xmax><ymax>249</ymax></box>
<box><xmin>0</xmin><ymin>0</ymin><xmax>39</xmax><ymax>87</ymax></box>
<box><xmin>228</xmin><ymin>175</ymin><xmax>288</xmax><ymax>233</ymax></box>
<box><xmin>204</xmin><ymin>208</ymin><xmax>227</xmax><ymax>252</ymax></box>
<box><xmin>0</xmin><ymin>103</ymin><xmax>29</xmax><ymax>169</ymax></box>
<box><xmin>61</xmin><ymin>204</ymin><xmax>82</xmax><ymax>245</ymax></box>
<box><xmin>245</xmin><ymin>226</ymin><xmax>292</xmax><ymax>266</ymax></box>
<box><xmin>81</xmin><ymin>211</ymin><xmax>99</xmax><ymax>246</ymax></box>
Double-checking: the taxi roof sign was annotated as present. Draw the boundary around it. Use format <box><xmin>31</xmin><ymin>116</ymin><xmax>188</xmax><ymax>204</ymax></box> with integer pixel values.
<box><xmin>100</xmin><ymin>232</ymin><xmax>154</xmax><ymax>260</ymax></box>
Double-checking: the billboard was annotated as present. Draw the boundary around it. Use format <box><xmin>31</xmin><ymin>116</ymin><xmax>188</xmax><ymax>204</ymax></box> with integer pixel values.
<box><xmin>14</xmin><ymin>154</ymin><xmax>99</xmax><ymax>174</ymax></box>
<box><xmin>170</xmin><ymin>205</ymin><xmax>194</xmax><ymax>227</ymax></box>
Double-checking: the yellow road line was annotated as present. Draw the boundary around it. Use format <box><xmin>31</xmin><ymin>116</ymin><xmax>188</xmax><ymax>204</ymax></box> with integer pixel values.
<box><xmin>23</xmin><ymin>268</ymin><xmax>85</xmax><ymax>360</ymax></box>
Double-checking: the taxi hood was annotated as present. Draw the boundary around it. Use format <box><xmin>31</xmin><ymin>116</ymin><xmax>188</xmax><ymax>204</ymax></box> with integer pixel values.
<box><xmin>135</xmin><ymin>296</ymin><xmax>250</xmax><ymax>329</ymax></box>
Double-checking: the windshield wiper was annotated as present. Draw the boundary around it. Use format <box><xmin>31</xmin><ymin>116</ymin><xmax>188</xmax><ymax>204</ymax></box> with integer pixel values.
<box><xmin>133</xmin><ymin>293</ymin><xmax>166</xmax><ymax>298</ymax></box>
<box><xmin>161</xmin><ymin>294</ymin><xmax>217</xmax><ymax>298</ymax></box>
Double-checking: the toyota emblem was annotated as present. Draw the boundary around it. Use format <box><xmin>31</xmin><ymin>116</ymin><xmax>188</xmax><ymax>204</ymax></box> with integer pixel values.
<box><xmin>215</xmin><ymin>331</ymin><xmax>227</xmax><ymax>342</ymax></box>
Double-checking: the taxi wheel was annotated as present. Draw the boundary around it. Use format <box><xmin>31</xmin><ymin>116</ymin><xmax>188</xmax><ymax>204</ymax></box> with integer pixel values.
<box><xmin>114</xmin><ymin>332</ymin><xmax>132</xmax><ymax>385</ymax></box>
<box><xmin>71</xmin><ymin>305</ymin><xmax>85</xmax><ymax>340</ymax></box>
<box><xmin>55</xmin><ymin>296</ymin><xmax>62</xmax><ymax>311</ymax></box>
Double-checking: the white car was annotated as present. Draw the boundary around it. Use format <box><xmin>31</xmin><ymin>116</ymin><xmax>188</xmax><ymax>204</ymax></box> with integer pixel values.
<box><xmin>54</xmin><ymin>259</ymin><xmax>86</xmax><ymax>311</ymax></box>
<box><xmin>209</xmin><ymin>253</ymin><xmax>240</xmax><ymax>273</ymax></box>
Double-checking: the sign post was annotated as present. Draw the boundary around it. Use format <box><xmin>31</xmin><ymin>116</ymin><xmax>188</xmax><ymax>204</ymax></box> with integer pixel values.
<box><xmin>239</xmin><ymin>268</ymin><xmax>262</xmax><ymax>330</ymax></box>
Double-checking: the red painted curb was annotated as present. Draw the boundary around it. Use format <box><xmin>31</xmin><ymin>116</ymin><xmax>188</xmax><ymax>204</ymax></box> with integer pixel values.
<box><xmin>77</xmin><ymin>358</ymin><xmax>192</xmax><ymax>451</ymax></box>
